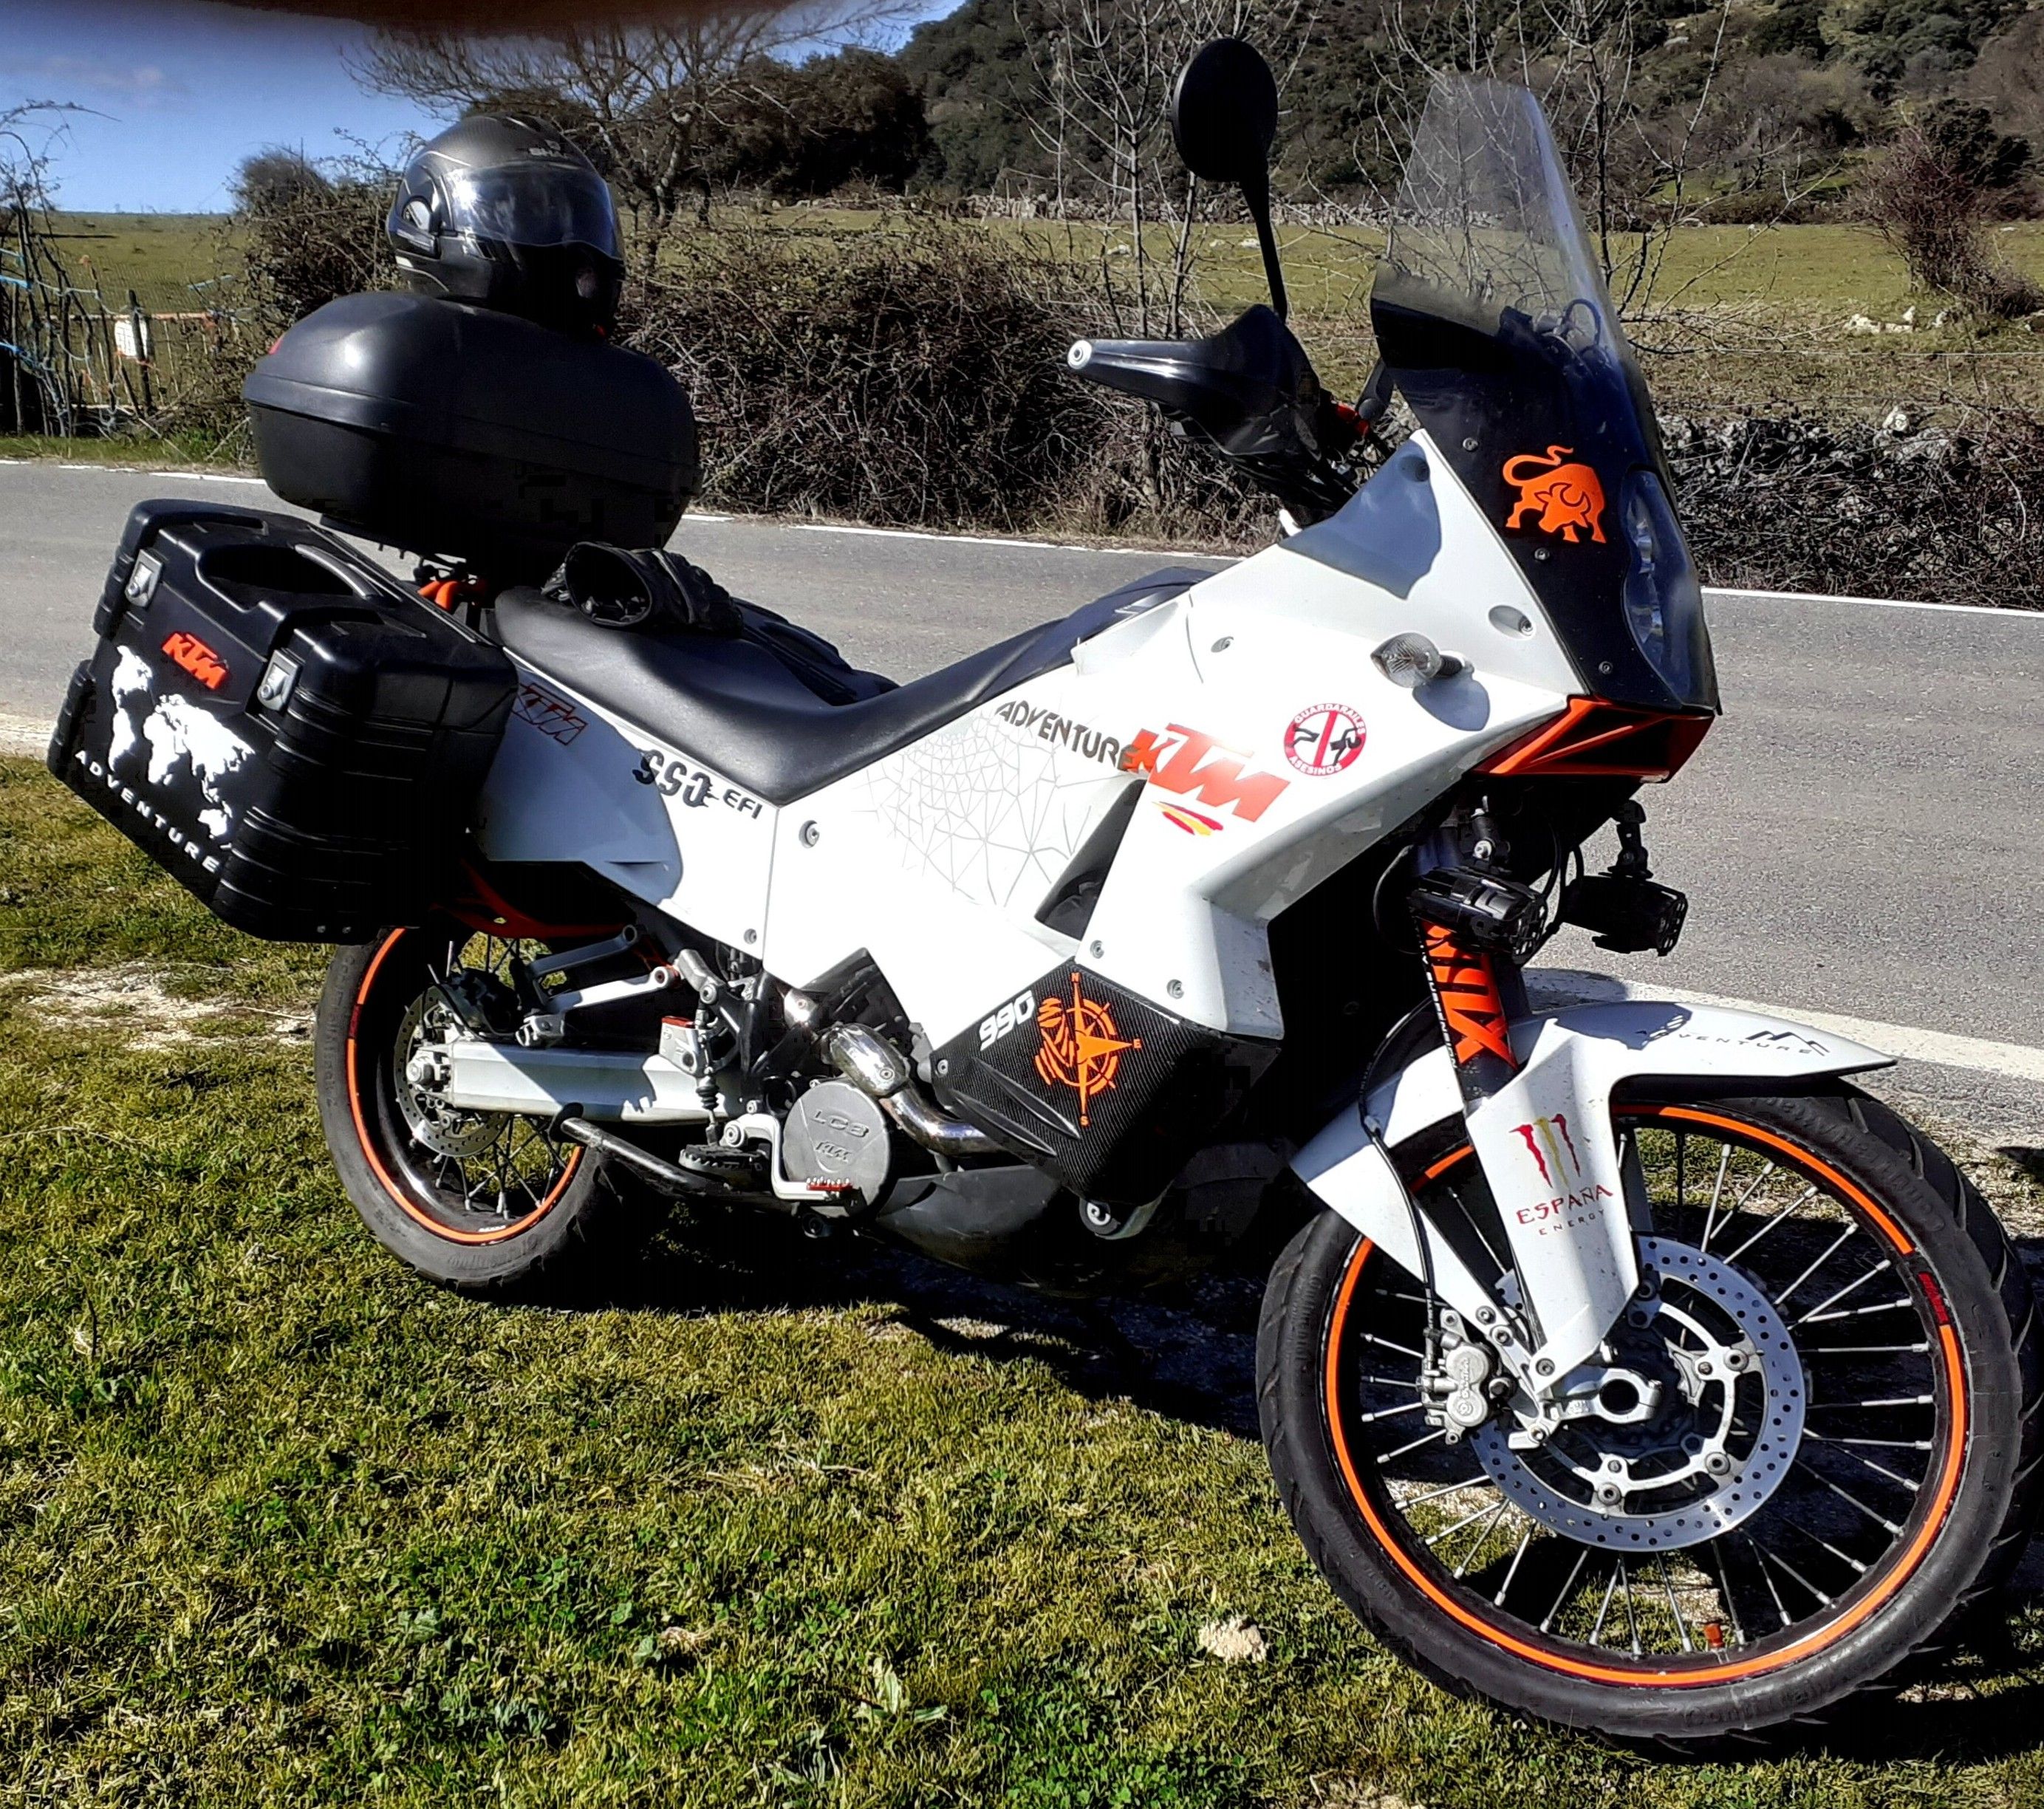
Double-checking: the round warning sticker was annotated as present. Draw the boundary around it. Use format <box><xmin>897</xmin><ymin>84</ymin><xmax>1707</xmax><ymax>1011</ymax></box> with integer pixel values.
<box><xmin>1284</xmin><ymin>702</ymin><xmax>1367</xmax><ymax>776</ymax></box>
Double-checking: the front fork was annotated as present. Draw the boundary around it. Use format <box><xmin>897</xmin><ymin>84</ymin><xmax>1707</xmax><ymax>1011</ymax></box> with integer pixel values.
<box><xmin>1403</xmin><ymin>872</ymin><xmax>1645</xmax><ymax>1429</ymax></box>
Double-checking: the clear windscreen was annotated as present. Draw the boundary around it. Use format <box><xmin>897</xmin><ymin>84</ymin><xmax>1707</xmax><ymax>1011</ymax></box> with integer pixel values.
<box><xmin>1380</xmin><ymin>80</ymin><xmax>1624</xmax><ymax>365</ymax></box>
<box><xmin>1371</xmin><ymin>79</ymin><xmax>1717</xmax><ymax>714</ymax></box>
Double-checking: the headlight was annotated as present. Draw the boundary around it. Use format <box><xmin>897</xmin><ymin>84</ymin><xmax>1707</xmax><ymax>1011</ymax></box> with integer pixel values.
<box><xmin>1620</xmin><ymin>470</ymin><xmax>1718</xmax><ymax>710</ymax></box>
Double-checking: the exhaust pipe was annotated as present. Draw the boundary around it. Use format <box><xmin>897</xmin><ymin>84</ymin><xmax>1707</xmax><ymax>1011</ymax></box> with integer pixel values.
<box><xmin>820</xmin><ymin>1023</ymin><xmax>1002</xmax><ymax>1157</ymax></box>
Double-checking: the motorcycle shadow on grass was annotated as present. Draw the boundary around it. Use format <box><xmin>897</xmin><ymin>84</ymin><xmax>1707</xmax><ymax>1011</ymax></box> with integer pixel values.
<box><xmin>545</xmin><ymin>1173</ymin><xmax>2044</xmax><ymax>1766</ymax></box>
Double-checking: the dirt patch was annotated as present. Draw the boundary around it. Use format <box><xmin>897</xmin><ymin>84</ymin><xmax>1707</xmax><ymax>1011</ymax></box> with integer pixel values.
<box><xmin>0</xmin><ymin>714</ymin><xmax>52</xmax><ymax>756</ymax></box>
<box><xmin>4</xmin><ymin>962</ymin><xmax>313</xmax><ymax>1050</ymax></box>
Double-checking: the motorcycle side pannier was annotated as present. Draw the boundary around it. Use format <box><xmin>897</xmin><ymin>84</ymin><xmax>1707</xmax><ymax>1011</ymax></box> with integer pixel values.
<box><xmin>47</xmin><ymin>501</ymin><xmax>516</xmax><ymax>943</ymax></box>
<box><xmin>243</xmin><ymin>292</ymin><xmax>699</xmax><ymax>582</ymax></box>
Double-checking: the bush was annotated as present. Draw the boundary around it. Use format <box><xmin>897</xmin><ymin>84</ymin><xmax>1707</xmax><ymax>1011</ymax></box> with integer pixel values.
<box><xmin>233</xmin><ymin>148</ymin><xmax>398</xmax><ymax>335</ymax></box>
<box><xmin>1666</xmin><ymin>409</ymin><xmax>2044</xmax><ymax>609</ymax></box>
<box><xmin>1860</xmin><ymin>106</ymin><xmax>2040</xmax><ymax>319</ymax></box>
<box><xmin>621</xmin><ymin>222</ymin><xmax>1263</xmax><ymax>541</ymax></box>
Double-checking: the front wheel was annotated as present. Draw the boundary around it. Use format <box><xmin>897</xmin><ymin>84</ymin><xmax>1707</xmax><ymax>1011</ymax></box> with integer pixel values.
<box><xmin>315</xmin><ymin>922</ymin><xmax>632</xmax><ymax>1296</ymax></box>
<box><xmin>1257</xmin><ymin>1088</ymin><xmax>2042</xmax><ymax>1748</ymax></box>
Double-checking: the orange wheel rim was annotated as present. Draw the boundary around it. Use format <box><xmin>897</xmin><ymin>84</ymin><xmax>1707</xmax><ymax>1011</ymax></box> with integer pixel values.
<box><xmin>344</xmin><ymin>927</ymin><xmax>583</xmax><ymax>1246</ymax></box>
<box><xmin>1322</xmin><ymin>1103</ymin><xmax>1969</xmax><ymax>1686</ymax></box>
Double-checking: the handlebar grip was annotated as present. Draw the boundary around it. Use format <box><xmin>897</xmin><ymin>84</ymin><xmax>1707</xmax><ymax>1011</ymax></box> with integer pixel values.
<box><xmin>1065</xmin><ymin>335</ymin><xmax>1207</xmax><ymax>411</ymax></box>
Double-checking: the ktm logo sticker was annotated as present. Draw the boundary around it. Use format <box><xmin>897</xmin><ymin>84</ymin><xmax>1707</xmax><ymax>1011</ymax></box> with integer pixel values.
<box><xmin>1034</xmin><ymin>974</ymin><xmax>1142</xmax><ymax>1128</ymax></box>
<box><xmin>1502</xmin><ymin>445</ymin><xmax>1607</xmax><ymax>544</ymax></box>
<box><xmin>1423</xmin><ymin>922</ymin><xmax>1513</xmax><ymax>1067</ymax></box>
<box><xmin>162</xmin><ymin>630</ymin><xmax>228</xmax><ymax>691</ymax></box>
<box><xmin>1124</xmin><ymin>723</ymin><xmax>1288</xmax><ymax>823</ymax></box>
<box><xmin>1284</xmin><ymin>702</ymin><xmax>1366</xmax><ymax>776</ymax></box>
<box><xmin>1512</xmin><ymin>1113</ymin><xmax>1582</xmax><ymax>1186</ymax></box>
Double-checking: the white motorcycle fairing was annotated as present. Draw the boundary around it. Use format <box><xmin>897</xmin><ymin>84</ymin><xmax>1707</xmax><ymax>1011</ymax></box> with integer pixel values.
<box><xmin>473</xmin><ymin>433</ymin><xmax>1580</xmax><ymax>1052</ymax></box>
<box><xmin>1291</xmin><ymin>999</ymin><xmax>1890</xmax><ymax>1384</ymax></box>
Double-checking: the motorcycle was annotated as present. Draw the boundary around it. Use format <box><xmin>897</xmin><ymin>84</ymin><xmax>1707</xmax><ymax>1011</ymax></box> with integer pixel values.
<box><xmin>54</xmin><ymin>41</ymin><xmax>2040</xmax><ymax>1747</ymax></box>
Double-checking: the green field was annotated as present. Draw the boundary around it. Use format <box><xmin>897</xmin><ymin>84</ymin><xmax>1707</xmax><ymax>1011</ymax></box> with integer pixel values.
<box><xmin>4</xmin><ymin>760</ymin><xmax>2044</xmax><ymax>1803</ymax></box>
<box><xmin>37</xmin><ymin>208</ymin><xmax>2044</xmax><ymax>445</ymax></box>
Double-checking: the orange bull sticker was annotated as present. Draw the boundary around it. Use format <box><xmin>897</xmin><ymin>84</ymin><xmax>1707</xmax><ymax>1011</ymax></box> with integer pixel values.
<box><xmin>162</xmin><ymin>630</ymin><xmax>229</xmax><ymax>691</ymax></box>
<box><xmin>1502</xmin><ymin>445</ymin><xmax>1607</xmax><ymax>544</ymax></box>
<box><xmin>1035</xmin><ymin>973</ymin><xmax>1142</xmax><ymax>1128</ymax></box>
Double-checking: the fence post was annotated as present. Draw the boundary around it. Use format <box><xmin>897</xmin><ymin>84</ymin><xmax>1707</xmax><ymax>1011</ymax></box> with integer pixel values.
<box><xmin>127</xmin><ymin>288</ymin><xmax>154</xmax><ymax>416</ymax></box>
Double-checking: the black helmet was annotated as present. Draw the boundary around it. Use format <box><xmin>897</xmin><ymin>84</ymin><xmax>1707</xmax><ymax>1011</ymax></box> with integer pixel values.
<box><xmin>387</xmin><ymin>114</ymin><xmax>625</xmax><ymax>336</ymax></box>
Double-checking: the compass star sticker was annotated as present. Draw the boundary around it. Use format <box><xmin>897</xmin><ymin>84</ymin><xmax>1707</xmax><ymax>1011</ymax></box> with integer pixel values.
<box><xmin>1037</xmin><ymin>973</ymin><xmax>1142</xmax><ymax>1126</ymax></box>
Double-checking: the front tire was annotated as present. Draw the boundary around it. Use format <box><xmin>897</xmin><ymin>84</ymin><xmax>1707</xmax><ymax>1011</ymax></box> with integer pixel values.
<box><xmin>315</xmin><ymin>922</ymin><xmax>632</xmax><ymax>1296</ymax></box>
<box><xmin>1257</xmin><ymin>1088</ymin><xmax>2042</xmax><ymax>1748</ymax></box>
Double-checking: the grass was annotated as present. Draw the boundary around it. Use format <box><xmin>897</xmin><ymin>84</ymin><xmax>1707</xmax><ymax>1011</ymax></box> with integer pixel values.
<box><xmin>4</xmin><ymin>753</ymin><xmax>2044</xmax><ymax>1803</ymax></box>
<box><xmin>41</xmin><ymin>208</ymin><xmax>2044</xmax><ymax>434</ymax></box>
<box><xmin>40</xmin><ymin>213</ymin><xmax>236</xmax><ymax>312</ymax></box>
<box><xmin>0</xmin><ymin>434</ymin><xmax>248</xmax><ymax>471</ymax></box>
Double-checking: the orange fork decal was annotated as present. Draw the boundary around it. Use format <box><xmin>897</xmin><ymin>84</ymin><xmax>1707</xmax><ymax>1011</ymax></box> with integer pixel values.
<box><xmin>1422</xmin><ymin>921</ymin><xmax>1514</xmax><ymax>1068</ymax></box>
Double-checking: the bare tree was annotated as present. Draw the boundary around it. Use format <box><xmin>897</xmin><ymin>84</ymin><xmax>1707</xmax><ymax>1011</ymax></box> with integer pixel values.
<box><xmin>1</xmin><ymin>103</ymin><xmax>92</xmax><ymax>434</ymax></box>
<box><xmin>355</xmin><ymin>4</ymin><xmax>915</xmax><ymax>277</ymax></box>
<box><xmin>1375</xmin><ymin>0</ymin><xmax>1745</xmax><ymax>324</ymax></box>
<box><xmin>1863</xmin><ymin>109</ymin><xmax>2040</xmax><ymax>321</ymax></box>
<box><xmin>1015</xmin><ymin>0</ymin><xmax>1313</xmax><ymax>338</ymax></box>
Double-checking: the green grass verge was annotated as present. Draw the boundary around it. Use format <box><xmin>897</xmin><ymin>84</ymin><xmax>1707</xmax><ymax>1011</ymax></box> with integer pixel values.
<box><xmin>0</xmin><ymin>436</ymin><xmax>251</xmax><ymax>473</ymax></box>
<box><xmin>3</xmin><ymin>755</ymin><xmax>2043</xmax><ymax>1805</ymax></box>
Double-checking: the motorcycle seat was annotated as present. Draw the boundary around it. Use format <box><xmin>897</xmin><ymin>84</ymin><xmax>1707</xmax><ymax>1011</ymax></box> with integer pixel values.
<box><xmin>491</xmin><ymin>567</ymin><xmax>1206</xmax><ymax>804</ymax></box>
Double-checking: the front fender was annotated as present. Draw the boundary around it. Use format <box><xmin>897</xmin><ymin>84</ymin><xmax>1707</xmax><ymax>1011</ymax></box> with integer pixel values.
<box><xmin>1291</xmin><ymin>1000</ymin><xmax>1890</xmax><ymax>1378</ymax></box>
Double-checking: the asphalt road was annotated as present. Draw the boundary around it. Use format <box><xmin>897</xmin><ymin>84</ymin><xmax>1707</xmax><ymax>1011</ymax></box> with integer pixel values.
<box><xmin>5</xmin><ymin>460</ymin><xmax>2042</xmax><ymax>1138</ymax></box>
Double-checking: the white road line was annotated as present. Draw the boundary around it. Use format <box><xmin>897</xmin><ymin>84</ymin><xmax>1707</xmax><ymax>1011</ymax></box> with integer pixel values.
<box><xmin>1528</xmin><ymin>969</ymin><xmax>2044</xmax><ymax>1084</ymax></box>
<box><xmin>1704</xmin><ymin>585</ymin><xmax>2041</xmax><ymax>620</ymax></box>
<box><xmin>781</xmin><ymin>519</ymin><xmax>1194</xmax><ymax>558</ymax></box>
<box><xmin>5</xmin><ymin>462</ymin><xmax>2042</xmax><ymax>616</ymax></box>
<box><xmin>0</xmin><ymin>718</ymin><xmax>2034</xmax><ymax>1085</ymax></box>
<box><xmin>1</xmin><ymin>713</ymin><xmax>52</xmax><ymax>755</ymax></box>
<box><xmin>0</xmin><ymin>459</ymin><xmax>270</xmax><ymax>486</ymax></box>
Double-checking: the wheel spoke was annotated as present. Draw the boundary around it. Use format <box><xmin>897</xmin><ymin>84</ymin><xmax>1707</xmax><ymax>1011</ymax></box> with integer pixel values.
<box><xmin>1721</xmin><ymin>1182</ymin><xmax>1816</xmax><ymax>1265</ymax></box>
<box><xmin>1659</xmin><ymin>1557</ymin><xmax>1695</xmax><ymax>1653</ymax></box>
<box><xmin>1774</xmin><ymin>1225</ymin><xmax>1858</xmax><ymax>1308</ymax></box>
<box><xmin>1698</xmin><ymin>1143</ymin><xmax>1734</xmax><ymax>1252</ymax></box>
<box><xmin>1376</xmin><ymin>1426</ymin><xmax>1449</xmax><ymax>1465</ymax></box>
<box><xmin>1747</xmin><ymin>1535</ymin><xmax>1795</xmax><ymax>1628</ymax></box>
<box><xmin>1541</xmin><ymin>1548</ymin><xmax>1590</xmax><ymax>1634</ymax></box>
<box><xmin>1709</xmin><ymin>1539</ymin><xmax>1749</xmax><ymax>1647</ymax></box>
<box><xmin>1794</xmin><ymin>1458</ymin><xmax>1904</xmax><ymax>1534</ymax></box>
<box><xmin>1327</xmin><ymin>1112</ymin><xmax>1949</xmax><ymax>1671</ymax></box>
<box><xmin>1494</xmin><ymin>1529</ymin><xmax>1534</xmax><ymax>1607</ymax></box>
<box><xmin>1791</xmin><ymin>1260</ymin><xmax>1896</xmax><ymax>1327</ymax></box>
<box><xmin>1587</xmin><ymin>1561</ymin><xmax>1621</xmax><ymax>1646</ymax></box>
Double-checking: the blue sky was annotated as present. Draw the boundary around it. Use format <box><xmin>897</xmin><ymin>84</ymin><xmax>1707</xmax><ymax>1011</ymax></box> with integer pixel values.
<box><xmin>1</xmin><ymin>1</ymin><xmax>957</xmax><ymax>213</ymax></box>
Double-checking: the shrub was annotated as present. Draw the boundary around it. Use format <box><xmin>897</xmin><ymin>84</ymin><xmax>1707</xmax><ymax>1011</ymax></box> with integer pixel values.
<box><xmin>1860</xmin><ymin>106</ymin><xmax>2040</xmax><ymax>319</ymax></box>
<box><xmin>622</xmin><ymin>221</ymin><xmax>1263</xmax><ymax>541</ymax></box>
<box><xmin>232</xmin><ymin>148</ymin><xmax>398</xmax><ymax>335</ymax></box>
<box><xmin>1665</xmin><ymin>409</ymin><xmax>2044</xmax><ymax>609</ymax></box>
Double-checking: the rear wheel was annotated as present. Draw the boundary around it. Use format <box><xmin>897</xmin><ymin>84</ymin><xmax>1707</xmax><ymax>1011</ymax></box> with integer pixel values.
<box><xmin>1257</xmin><ymin>1089</ymin><xmax>2042</xmax><ymax>1747</ymax></box>
<box><xmin>315</xmin><ymin>922</ymin><xmax>633</xmax><ymax>1296</ymax></box>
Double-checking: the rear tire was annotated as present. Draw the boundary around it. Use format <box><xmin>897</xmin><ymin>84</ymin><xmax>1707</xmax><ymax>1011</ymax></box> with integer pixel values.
<box><xmin>315</xmin><ymin>922</ymin><xmax>638</xmax><ymax>1296</ymax></box>
<box><xmin>1257</xmin><ymin>1087</ymin><xmax>2043</xmax><ymax>1748</ymax></box>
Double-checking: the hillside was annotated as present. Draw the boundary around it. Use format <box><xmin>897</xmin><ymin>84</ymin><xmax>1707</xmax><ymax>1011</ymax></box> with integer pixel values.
<box><xmin>898</xmin><ymin>0</ymin><xmax>2044</xmax><ymax>212</ymax></box>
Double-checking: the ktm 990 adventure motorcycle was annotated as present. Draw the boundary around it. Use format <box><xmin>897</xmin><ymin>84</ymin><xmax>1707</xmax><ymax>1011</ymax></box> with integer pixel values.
<box><xmin>53</xmin><ymin>44</ymin><xmax>2040</xmax><ymax>1747</ymax></box>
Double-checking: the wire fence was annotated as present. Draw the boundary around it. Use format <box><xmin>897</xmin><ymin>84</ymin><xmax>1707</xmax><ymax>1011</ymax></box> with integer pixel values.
<box><xmin>0</xmin><ymin>216</ymin><xmax>253</xmax><ymax>439</ymax></box>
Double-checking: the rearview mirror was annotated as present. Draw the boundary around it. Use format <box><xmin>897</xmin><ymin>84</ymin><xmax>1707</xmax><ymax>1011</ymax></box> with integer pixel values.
<box><xmin>1169</xmin><ymin>38</ymin><xmax>1278</xmax><ymax>184</ymax></box>
<box><xmin>1169</xmin><ymin>38</ymin><xmax>1288</xmax><ymax>320</ymax></box>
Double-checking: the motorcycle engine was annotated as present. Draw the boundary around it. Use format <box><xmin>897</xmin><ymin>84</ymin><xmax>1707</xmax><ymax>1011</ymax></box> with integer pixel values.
<box><xmin>781</xmin><ymin>1081</ymin><xmax>893</xmax><ymax>1207</ymax></box>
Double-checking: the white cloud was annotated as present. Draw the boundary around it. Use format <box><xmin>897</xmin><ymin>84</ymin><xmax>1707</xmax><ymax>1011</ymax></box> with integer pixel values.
<box><xmin>0</xmin><ymin>55</ymin><xmax>187</xmax><ymax>100</ymax></box>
